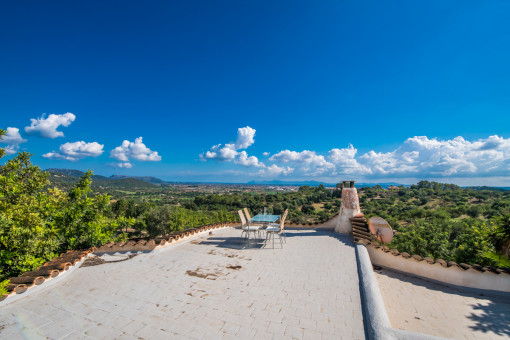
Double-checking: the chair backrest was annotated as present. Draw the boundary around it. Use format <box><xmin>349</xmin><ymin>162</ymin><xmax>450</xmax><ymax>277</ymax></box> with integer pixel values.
<box><xmin>279</xmin><ymin>209</ymin><xmax>288</xmax><ymax>230</ymax></box>
<box><xmin>243</xmin><ymin>208</ymin><xmax>252</xmax><ymax>221</ymax></box>
<box><xmin>238</xmin><ymin>210</ymin><xmax>247</xmax><ymax>226</ymax></box>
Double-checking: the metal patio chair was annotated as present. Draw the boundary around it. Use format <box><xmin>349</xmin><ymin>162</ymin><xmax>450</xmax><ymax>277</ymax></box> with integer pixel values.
<box><xmin>265</xmin><ymin>209</ymin><xmax>288</xmax><ymax>248</ymax></box>
<box><xmin>243</xmin><ymin>208</ymin><xmax>263</xmax><ymax>238</ymax></box>
<box><xmin>238</xmin><ymin>209</ymin><xmax>260</xmax><ymax>246</ymax></box>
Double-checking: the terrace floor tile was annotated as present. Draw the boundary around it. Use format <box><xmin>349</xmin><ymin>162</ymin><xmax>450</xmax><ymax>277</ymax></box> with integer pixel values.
<box><xmin>0</xmin><ymin>228</ymin><xmax>365</xmax><ymax>339</ymax></box>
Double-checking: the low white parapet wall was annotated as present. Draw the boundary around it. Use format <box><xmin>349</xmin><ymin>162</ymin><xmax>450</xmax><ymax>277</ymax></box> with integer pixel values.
<box><xmin>366</xmin><ymin>245</ymin><xmax>510</xmax><ymax>293</ymax></box>
<box><xmin>1</xmin><ymin>223</ymin><xmax>236</xmax><ymax>305</ymax></box>
<box><xmin>287</xmin><ymin>213</ymin><xmax>340</xmax><ymax>230</ymax></box>
<box><xmin>356</xmin><ymin>245</ymin><xmax>446</xmax><ymax>340</ymax></box>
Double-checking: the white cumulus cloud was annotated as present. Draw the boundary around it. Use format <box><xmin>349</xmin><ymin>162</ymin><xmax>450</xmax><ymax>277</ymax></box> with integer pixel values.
<box><xmin>201</xmin><ymin>131</ymin><xmax>510</xmax><ymax>181</ymax></box>
<box><xmin>265</xmin><ymin>135</ymin><xmax>510</xmax><ymax>180</ymax></box>
<box><xmin>328</xmin><ymin>145</ymin><xmax>368</xmax><ymax>174</ymax></box>
<box><xmin>201</xmin><ymin>126</ymin><xmax>263</xmax><ymax>168</ymax></box>
<box><xmin>203</xmin><ymin>143</ymin><xmax>238</xmax><ymax>161</ymax></box>
<box><xmin>234</xmin><ymin>151</ymin><xmax>265</xmax><ymax>168</ymax></box>
<box><xmin>24</xmin><ymin>112</ymin><xmax>76</xmax><ymax>138</ymax></box>
<box><xmin>270</xmin><ymin>150</ymin><xmax>335</xmax><ymax>175</ymax></box>
<box><xmin>110</xmin><ymin>137</ymin><xmax>162</xmax><ymax>164</ymax></box>
<box><xmin>0</xmin><ymin>127</ymin><xmax>27</xmax><ymax>155</ymax></box>
<box><xmin>258</xmin><ymin>164</ymin><xmax>294</xmax><ymax>176</ymax></box>
<box><xmin>235</xmin><ymin>126</ymin><xmax>256</xmax><ymax>149</ymax></box>
<box><xmin>381</xmin><ymin>135</ymin><xmax>510</xmax><ymax>177</ymax></box>
<box><xmin>117</xmin><ymin>162</ymin><xmax>133</xmax><ymax>168</ymax></box>
<box><xmin>42</xmin><ymin>141</ymin><xmax>104</xmax><ymax>161</ymax></box>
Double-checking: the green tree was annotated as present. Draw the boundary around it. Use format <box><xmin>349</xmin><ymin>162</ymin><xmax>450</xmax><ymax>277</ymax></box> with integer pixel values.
<box><xmin>490</xmin><ymin>215</ymin><xmax>510</xmax><ymax>258</ymax></box>
<box><xmin>0</xmin><ymin>132</ymin><xmax>126</xmax><ymax>280</ymax></box>
<box><xmin>301</xmin><ymin>204</ymin><xmax>315</xmax><ymax>214</ymax></box>
<box><xmin>0</xmin><ymin>148</ymin><xmax>58</xmax><ymax>279</ymax></box>
<box><xmin>388</xmin><ymin>219</ymin><xmax>492</xmax><ymax>264</ymax></box>
<box><xmin>111</xmin><ymin>198</ymin><xmax>129</xmax><ymax>217</ymax></box>
<box><xmin>49</xmin><ymin>171</ymin><xmax>126</xmax><ymax>250</ymax></box>
<box><xmin>143</xmin><ymin>205</ymin><xmax>173</xmax><ymax>237</ymax></box>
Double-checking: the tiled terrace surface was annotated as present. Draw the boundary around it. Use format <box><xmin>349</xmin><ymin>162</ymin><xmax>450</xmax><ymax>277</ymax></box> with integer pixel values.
<box><xmin>0</xmin><ymin>228</ymin><xmax>365</xmax><ymax>340</ymax></box>
<box><xmin>375</xmin><ymin>267</ymin><xmax>510</xmax><ymax>340</ymax></box>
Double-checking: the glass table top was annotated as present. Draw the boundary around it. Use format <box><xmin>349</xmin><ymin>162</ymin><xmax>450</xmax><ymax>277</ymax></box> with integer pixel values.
<box><xmin>249</xmin><ymin>214</ymin><xmax>280</xmax><ymax>223</ymax></box>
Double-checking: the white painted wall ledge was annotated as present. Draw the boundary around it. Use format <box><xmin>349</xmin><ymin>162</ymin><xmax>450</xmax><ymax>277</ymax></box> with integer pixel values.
<box><xmin>365</xmin><ymin>244</ymin><xmax>510</xmax><ymax>294</ymax></box>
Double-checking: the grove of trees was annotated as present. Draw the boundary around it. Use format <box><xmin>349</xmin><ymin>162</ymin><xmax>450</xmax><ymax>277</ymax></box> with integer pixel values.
<box><xmin>360</xmin><ymin>181</ymin><xmax>510</xmax><ymax>268</ymax></box>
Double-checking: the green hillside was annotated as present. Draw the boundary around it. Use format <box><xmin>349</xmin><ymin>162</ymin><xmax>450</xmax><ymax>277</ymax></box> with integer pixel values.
<box><xmin>46</xmin><ymin>168</ymin><xmax>158</xmax><ymax>190</ymax></box>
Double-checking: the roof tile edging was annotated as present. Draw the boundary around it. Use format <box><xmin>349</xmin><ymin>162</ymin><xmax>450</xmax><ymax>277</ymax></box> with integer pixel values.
<box><xmin>1</xmin><ymin>221</ymin><xmax>237</xmax><ymax>302</ymax></box>
<box><xmin>1</xmin><ymin>249</ymin><xmax>94</xmax><ymax>304</ymax></box>
<box><xmin>355</xmin><ymin>238</ymin><xmax>510</xmax><ymax>276</ymax></box>
<box><xmin>349</xmin><ymin>212</ymin><xmax>510</xmax><ymax>276</ymax></box>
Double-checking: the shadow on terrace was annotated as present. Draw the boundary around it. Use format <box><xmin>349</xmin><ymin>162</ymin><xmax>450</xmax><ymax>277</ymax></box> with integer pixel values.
<box><xmin>375</xmin><ymin>266</ymin><xmax>510</xmax><ymax>337</ymax></box>
<box><xmin>195</xmin><ymin>227</ymin><xmax>355</xmax><ymax>250</ymax></box>
<box><xmin>468</xmin><ymin>300</ymin><xmax>510</xmax><ymax>337</ymax></box>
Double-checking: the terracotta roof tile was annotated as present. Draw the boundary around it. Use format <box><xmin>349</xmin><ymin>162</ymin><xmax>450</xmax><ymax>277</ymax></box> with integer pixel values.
<box><xmin>351</xmin><ymin>217</ymin><xmax>371</xmax><ymax>243</ymax></box>
<box><xmin>9</xmin><ymin>276</ymin><xmax>45</xmax><ymax>286</ymax></box>
<box><xmin>42</xmin><ymin>262</ymin><xmax>72</xmax><ymax>271</ymax></box>
<box><xmin>484</xmin><ymin>266</ymin><xmax>502</xmax><ymax>274</ymax></box>
<box><xmin>459</xmin><ymin>263</ymin><xmax>471</xmax><ymax>270</ymax></box>
<box><xmin>424</xmin><ymin>257</ymin><xmax>434</xmax><ymax>264</ymax></box>
<box><xmin>434</xmin><ymin>259</ymin><xmax>447</xmax><ymax>267</ymax></box>
<box><xmin>362</xmin><ymin>242</ymin><xmax>510</xmax><ymax>277</ymax></box>
<box><xmin>471</xmin><ymin>264</ymin><xmax>485</xmax><ymax>272</ymax></box>
<box><xmin>6</xmin><ymin>284</ymin><xmax>27</xmax><ymax>294</ymax></box>
<box><xmin>21</xmin><ymin>269</ymin><xmax>59</xmax><ymax>279</ymax></box>
<box><xmin>412</xmin><ymin>255</ymin><xmax>423</xmax><ymax>261</ymax></box>
<box><xmin>352</xmin><ymin>229</ymin><xmax>370</xmax><ymax>237</ymax></box>
<box><xmin>390</xmin><ymin>249</ymin><xmax>400</xmax><ymax>255</ymax></box>
<box><xmin>351</xmin><ymin>221</ymin><xmax>367</xmax><ymax>225</ymax></box>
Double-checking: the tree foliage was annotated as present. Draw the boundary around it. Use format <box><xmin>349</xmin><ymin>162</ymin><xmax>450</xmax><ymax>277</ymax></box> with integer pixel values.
<box><xmin>360</xmin><ymin>180</ymin><xmax>510</xmax><ymax>268</ymax></box>
<box><xmin>141</xmin><ymin>206</ymin><xmax>236</xmax><ymax>237</ymax></box>
<box><xmin>0</xmin><ymin>132</ymin><xmax>127</xmax><ymax>280</ymax></box>
<box><xmin>388</xmin><ymin>219</ymin><xmax>493</xmax><ymax>264</ymax></box>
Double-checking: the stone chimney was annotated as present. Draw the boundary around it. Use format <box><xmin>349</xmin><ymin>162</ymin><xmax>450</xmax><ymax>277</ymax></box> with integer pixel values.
<box><xmin>335</xmin><ymin>181</ymin><xmax>361</xmax><ymax>234</ymax></box>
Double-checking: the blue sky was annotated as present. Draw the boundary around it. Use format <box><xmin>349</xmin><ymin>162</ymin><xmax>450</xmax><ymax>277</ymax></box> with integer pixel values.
<box><xmin>1</xmin><ymin>1</ymin><xmax>510</xmax><ymax>185</ymax></box>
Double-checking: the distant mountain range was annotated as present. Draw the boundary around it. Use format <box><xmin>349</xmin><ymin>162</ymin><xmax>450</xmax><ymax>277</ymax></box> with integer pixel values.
<box><xmin>468</xmin><ymin>186</ymin><xmax>510</xmax><ymax>192</ymax></box>
<box><xmin>247</xmin><ymin>180</ymin><xmax>405</xmax><ymax>188</ymax></box>
<box><xmin>46</xmin><ymin>169</ymin><xmax>406</xmax><ymax>189</ymax></box>
<box><xmin>45</xmin><ymin>169</ymin><xmax>510</xmax><ymax>191</ymax></box>
<box><xmin>46</xmin><ymin>168</ymin><xmax>160</xmax><ymax>189</ymax></box>
<box><xmin>109</xmin><ymin>175</ymin><xmax>169</xmax><ymax>185</ymax></box>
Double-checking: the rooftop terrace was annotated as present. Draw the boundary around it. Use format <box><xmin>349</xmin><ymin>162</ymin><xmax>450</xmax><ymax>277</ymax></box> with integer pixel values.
<box><xmin>0</xmin><ymin>228</ymin><xmax>364</xmax><ymax>339</ymax></box>
<box><xmin>0</xmin><ymin>227</ymin><xmax>509</xmax><ymax>339</ymax></box>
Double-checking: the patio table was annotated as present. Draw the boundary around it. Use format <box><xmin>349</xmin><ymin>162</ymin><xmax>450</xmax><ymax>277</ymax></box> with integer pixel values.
<box><xmin>244</xmin><ymin>214</ymin><xmax>280</xmax><ymax>248</ymax></box>
<box><xmin>249</xmin><ymin>214</ymin><xmax>280</xmax><ymax>223</ymax></box>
